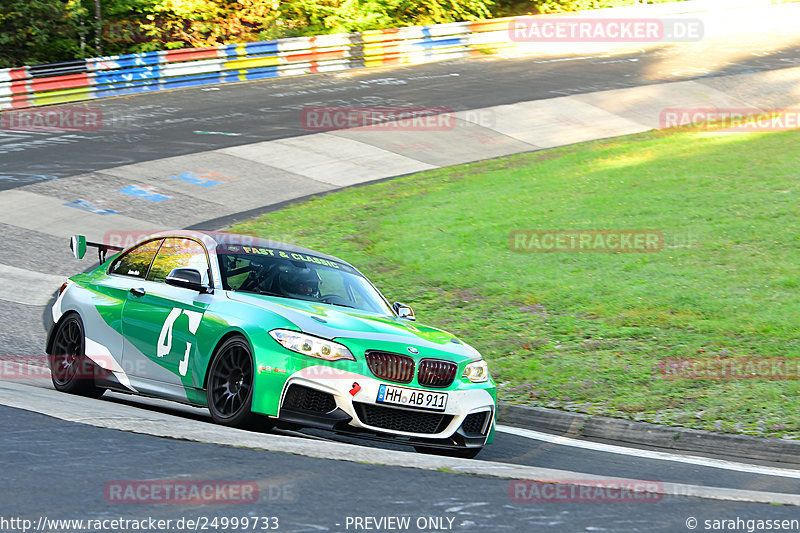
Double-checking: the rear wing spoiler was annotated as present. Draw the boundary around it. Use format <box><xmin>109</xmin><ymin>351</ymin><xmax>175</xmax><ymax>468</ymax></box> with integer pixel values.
<box><xmin>70</xmin><ymin>235</ymin><xmax>124</xmax><ymax>263</ymax></box>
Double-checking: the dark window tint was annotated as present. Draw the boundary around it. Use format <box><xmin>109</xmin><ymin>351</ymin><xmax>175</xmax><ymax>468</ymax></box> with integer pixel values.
<box><xmin>216</xmin><ymin>252</ymin><xmax>392</xmax><ymax>314</ymax></box>
<box><xmin>109</xmin><ymin>239</ymin><xmax>163</xmax><ymax>279</ymax></box>
<box><xmin>147</xmin><ymin>238</ymin><xmax>209</xmax><ymax>284</ymax></box>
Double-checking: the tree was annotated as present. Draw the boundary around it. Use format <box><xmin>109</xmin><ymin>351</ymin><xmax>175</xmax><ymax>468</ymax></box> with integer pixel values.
<box><xmin>128</xmin><ymin>0</ymin><xmax>280</xmax><ymax>50</ymax></box>
<box><xmin>279</xmin><ymin>0</ymin><xmax>493</xmax><ymax>36</ymax></box>
<box><xmin>0</xmin><ymin>0</ymin><xmax>86</xmax><ymax>68</ymax></box>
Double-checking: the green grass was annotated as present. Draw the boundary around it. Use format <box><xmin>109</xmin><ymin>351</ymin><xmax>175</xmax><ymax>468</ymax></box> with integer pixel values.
<box><xmin>230</xmin><ymin>126</ymin><xmax>800</xmax><ymax>438</ymax></box>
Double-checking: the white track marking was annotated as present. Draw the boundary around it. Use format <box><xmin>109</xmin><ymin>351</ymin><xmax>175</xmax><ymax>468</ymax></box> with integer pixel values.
<box><xmin>497</xmin><ymin>425</ymin><xmax>800</xmax><ymax>479</ymax></box>
<box><xmin>0</xmin><ymin>264</ymin><xmax>65</xmax><ymax>306</ymax></box>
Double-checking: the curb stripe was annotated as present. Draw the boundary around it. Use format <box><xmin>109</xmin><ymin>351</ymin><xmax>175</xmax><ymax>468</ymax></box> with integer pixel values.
<box><xmin>498</xmin><ymin>425</ymin><xmax>800</xmax><ymax>480</ymax></box>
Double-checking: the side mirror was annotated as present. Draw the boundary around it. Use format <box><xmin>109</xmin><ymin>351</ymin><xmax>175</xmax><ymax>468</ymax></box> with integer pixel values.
<box><xmin>166</xmin><ymin>268</ymin><xmax>210</xmax><ymax>293</ymax></box>
<box><xmin>393</xmin><ymin>302</ymin><xmax>415</xmax><ymax>321</ymax></box>
<box><xmin>70</xmin><ymin>235</ymin><xmax>87</xmax><ymax>259</ymax></box>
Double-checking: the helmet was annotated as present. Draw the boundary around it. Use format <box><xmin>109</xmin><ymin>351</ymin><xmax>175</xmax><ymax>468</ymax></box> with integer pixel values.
<box><xmin>278</xmin><ymin>266</ymin><xmax>321</xmax><ymax>299</ymax></box>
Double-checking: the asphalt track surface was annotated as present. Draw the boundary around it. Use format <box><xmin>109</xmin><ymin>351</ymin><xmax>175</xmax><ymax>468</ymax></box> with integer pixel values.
<box><xmin>65</xmin><ymin>389</ymin><xmax>800</xmax><ymax>495</ymax></box>
<box><xmin>2</xmin><ymin>13</ymin><xmax>800</xmax><ymax>532</ymax></box>
<box><xmin>4</xmin><ymin>404</ymin><xmax>799</xmax><ymax>533</ymax></box>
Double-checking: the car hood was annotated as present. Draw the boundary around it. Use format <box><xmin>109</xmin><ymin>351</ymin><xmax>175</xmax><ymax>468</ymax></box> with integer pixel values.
<box><xmin>226</xmin><ymin>291</ymin><xmax>481</xmax><ymax>361</ymax></box>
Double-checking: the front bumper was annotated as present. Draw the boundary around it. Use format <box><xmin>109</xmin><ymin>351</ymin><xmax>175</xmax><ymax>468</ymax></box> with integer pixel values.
<box><xmin>273</xmin><ymin>366</ymin><xmax>495</xmax><ymax>447</ymax></box>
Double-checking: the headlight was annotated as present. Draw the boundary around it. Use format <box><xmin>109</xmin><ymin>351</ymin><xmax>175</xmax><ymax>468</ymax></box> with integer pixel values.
<box><xmin>462</xmin><ymin>360</ymin><xmax>490</xmax><ymax>383</ymax></box>
<box><xmin>269</xmin><ymin>329</ymin><xmax>355</xmax><ymax>361</ymax></box>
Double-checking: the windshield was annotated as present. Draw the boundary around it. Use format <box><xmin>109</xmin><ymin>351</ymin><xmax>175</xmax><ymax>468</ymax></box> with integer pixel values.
<box><xmin>216</xmin><ymin>245</ymin><xmax>393</xmax><ymax>315</ymax></box>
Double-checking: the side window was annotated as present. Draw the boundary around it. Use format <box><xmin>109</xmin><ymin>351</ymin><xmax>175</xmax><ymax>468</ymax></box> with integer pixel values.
<box><xmin>109</xmin><ymin>239</ymin><xmax>163</xmax><ymax>279</ymax></box>
<box><xmin>147</xmin><ymin>238</ymin><xmax>210</xmax><ymax>284</ymax></box>
<box><xmin>220</xmin><ymin>256</ymin><xmax>257</xmax><ymax>291</ymax></box>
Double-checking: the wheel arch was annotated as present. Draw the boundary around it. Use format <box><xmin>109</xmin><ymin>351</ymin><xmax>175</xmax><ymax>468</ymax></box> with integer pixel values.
<box><xmin>201</xmin><ymin>328</ymin><xmax>253</xmax><ymax>391</ymax></box>
<box><xmin>45</xmin><ymin>310</ymin><xmax>81</xmax><ymax>355</ymax></box>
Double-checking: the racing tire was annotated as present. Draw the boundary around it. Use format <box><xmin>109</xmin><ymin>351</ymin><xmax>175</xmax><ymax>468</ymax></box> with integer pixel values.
<box><xmin>48</xmin><ymin>313</ymin><xmax>105</xmax><ymax>398</ymax></box>
<box><xmin>207</xmin><ymin>336</ymin><xmax>262</xmax><ymax>429</ymax></box>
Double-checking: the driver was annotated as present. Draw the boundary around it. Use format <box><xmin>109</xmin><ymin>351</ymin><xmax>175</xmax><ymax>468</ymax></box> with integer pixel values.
<box><xmin>278</xmin><ymin>265</ymin><xmax>321</xmax><ymax>300</ymax></box>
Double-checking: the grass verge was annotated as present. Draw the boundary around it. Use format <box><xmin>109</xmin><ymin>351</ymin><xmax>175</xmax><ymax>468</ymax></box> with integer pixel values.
<box><xmin>230</xmin><ymin>126</ymin><xmax>800</xmax><ymax>438</ymax></box>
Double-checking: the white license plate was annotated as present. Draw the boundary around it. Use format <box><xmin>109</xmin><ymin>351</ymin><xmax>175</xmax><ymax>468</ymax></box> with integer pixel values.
<box><xmin>376</xmin><ymin>384</ymin><xmax>448</xmax><ymax>411</ymax></box>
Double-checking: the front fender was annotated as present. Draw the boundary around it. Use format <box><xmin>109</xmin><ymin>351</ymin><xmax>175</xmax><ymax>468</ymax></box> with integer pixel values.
<box><xmin>193</xmin><ymin>296</ymin><xmax>298</xmax><ymax>410</ymax></box>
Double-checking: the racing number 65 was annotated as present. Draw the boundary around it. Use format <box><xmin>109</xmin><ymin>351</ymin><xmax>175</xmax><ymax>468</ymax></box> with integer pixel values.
<box><xmin>157</xmin><ymin>307</ymin><xmax>203</xmax><ymax>376</ymax></box>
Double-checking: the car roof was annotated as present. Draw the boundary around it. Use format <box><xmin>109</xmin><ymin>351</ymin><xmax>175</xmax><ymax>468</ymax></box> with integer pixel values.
<box><xmin>193</xmin><ymin>230</ymin><xmax>354</xmax><ymax>269</ymax></box>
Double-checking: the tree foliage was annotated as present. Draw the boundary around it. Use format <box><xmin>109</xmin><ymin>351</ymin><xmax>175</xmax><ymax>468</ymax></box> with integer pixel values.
<box><xmin>139</xmin><ymin>0</ymin><xmax>280</xmax><ymax>49</ymax></box>
<box><xmin>278</xmin><ymin>0</ymin><xmax>493</xmax><ymax>36</ymax></box>
<box><xmin>1</xmin><ymin>0</ymin><xmax>680</xmax><ymax>68</ymax></box>
<box><xmin>0</xmin><ymin>0</ymin><xmax>86</xmax><ymax>67</ymax></box>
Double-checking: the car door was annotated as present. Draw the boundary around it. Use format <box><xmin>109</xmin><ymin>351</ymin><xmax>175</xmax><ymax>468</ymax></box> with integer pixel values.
<box><xmin>121</xmin><ymin>237</ymin><xmax>212</xmax><ymax>396</ymax></box>
<box><xmin>82</xmin><ymin>238</ymin><xmax>163</xmax><ymax>385</ymax></box>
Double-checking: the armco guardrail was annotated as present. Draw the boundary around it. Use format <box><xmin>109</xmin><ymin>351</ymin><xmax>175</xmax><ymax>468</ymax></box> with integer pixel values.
<box><xmin>0</xmin><ymin>18</ymin><xmax>516</xmax><ymax>110</ymax></box>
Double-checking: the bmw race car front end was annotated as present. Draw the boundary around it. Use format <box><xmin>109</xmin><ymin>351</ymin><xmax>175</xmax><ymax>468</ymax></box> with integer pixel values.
<box><xmin>249</xmin><ymin>332</ymin><xmax>497</xmax><ymax>452</ymax></box>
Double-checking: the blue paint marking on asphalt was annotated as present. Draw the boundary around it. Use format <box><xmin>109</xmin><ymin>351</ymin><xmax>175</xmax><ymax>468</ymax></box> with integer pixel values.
<box><xmin>171</xmin><ymin>172</ymin><xmax>221</xmax><ymax>188</ymax></box>
<box><xmin>63</xmin><ymin>199</ymin><xmax>117</xmax><ymax>216</ymax></box>
<box><xmin>119</xmin><ymin>185</ymin><xmax>172</xmax><ymax>202</ymax></box>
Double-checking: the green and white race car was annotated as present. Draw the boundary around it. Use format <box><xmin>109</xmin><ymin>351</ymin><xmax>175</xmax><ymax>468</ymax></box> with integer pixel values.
<box><xmin>47</xmin><ymin>231</ymin><xmax>496</xmax><ymax>457</ymax></box>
